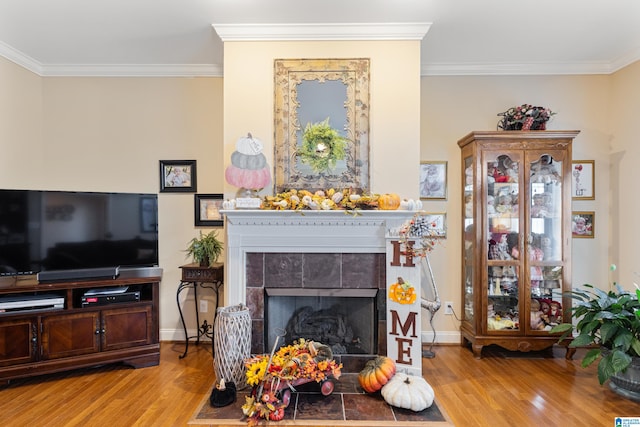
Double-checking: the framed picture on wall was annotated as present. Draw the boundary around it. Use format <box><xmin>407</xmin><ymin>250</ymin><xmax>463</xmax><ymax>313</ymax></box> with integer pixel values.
<box><xmin>159</xmin><ymin>160</ymin><xmax>197</xmax><ymax>193</ymax></box>
<box><xmin>419</xmin><ymin>212</ymin><xmax>447</xmax><ymax>238</ymax></box>
<box><xmin>571</xmin><ymin>160</ymin><xmax>594</xmax><ymax>200</ymax></box>
<box><xmin>194</xmin><ymin>194</ymin><xmax>224</xmax><ymax>227</ymax></box>
<box><xmin>572</xmin><ymin>211</ymin><xmax>594</xmax><ymax>238</ymax></box>
<box><xmin>420</xmin><ymin>161</ymin><xmax>447</xmax><ymax>200</ymax></box>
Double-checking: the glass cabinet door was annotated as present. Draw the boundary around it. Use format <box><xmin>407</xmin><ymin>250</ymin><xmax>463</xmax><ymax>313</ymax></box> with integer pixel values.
<box><xmin>463</xmin><ymin>156</ymin><xmax>475</xmax><ymax>324</ymax></box>
<box><xmin>528</xmin><ymin>154</ymin><xmax>565</xmax><ymax>332</ymax></box>
<box><xmin>485</xmin><ymin>152</ymin><xmax>521</xmax><ymax>332</ymax></box>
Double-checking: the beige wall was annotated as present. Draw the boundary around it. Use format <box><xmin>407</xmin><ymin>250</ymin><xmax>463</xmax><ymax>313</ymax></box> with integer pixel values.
<box><xmin>610</xmin><ymin>60</ymin><xmax>640</xmax><ymax>288</ymax></box>
<box><xmin>0</xmin><ymin>51</ymin><xmax>636</xmax><ymax>344</ymax></box>
<box><xmin>222</xmin><ymin>40</ymin><xmax>422</xmax><ymax>199</ymax></box>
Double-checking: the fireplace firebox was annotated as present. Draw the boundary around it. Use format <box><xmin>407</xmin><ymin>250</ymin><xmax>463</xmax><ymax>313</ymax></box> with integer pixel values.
<box><xmin>265</xmin><ymin>288</ymin><xmax>378</xmax><ymax>355</ymax></box>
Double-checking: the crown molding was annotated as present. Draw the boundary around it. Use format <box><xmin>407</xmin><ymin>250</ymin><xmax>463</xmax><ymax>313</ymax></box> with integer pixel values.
<box><xmin>0</xmin><ymin>41</ymin><xmax>43</xmax><ymax>75</ymax></box>
<box><xmin>40</xmin><ymin>63</ymin><xmax>223</xmax><ymax>77</ymax></box>
<box><xmin>421</xmin><ymin>61</ymin><xmax>616</xmax><ymax>76</ymax></box>
<box><xmin>212</xmin><ymin>22</ymin><xmax>431</xmax><ymax>42</ymax></box>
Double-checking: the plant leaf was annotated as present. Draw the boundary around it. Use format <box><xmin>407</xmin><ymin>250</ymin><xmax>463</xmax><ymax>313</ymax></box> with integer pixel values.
<box><xmin>581</xmin><ymin>348</ymin><xmax>601</xmax><ymax>367</ymax></box>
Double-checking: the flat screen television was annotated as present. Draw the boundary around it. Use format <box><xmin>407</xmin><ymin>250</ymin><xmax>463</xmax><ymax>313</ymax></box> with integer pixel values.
<box><xmin>0</xmin><ymin>189</ymin><xmax>159</xmax><ymax>278</ymax></box>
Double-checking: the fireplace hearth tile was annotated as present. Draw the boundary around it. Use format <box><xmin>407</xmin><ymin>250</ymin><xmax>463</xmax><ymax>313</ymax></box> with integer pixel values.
<box><xmin>294</xmin><ymin>393</ymin><xmax>344</xmax><ymax>420</ymax></box>
<box><xmin>245</xmin><ymin>287</ymin><xmax>263</xmax><ymax>319</ymax></box>
<box><xmin>190</xmin><ymin>374</ymin><xmax>451</xmax><ymax>425</ymax></box>
<box><xmin>343</xmin><ymin>393</ymin><xmax>396</xmax><ymax>421</ymax></box>
<box><xmin>264</xmin><ymin>253</ymin><xmax>303</xmax><ymax>287</ymax></box>
<box><xmin>246</xmin><ymin>252</ymin><xmax>264</xmax><ymax>287</ymax></box>
<box><xmin>303</xmin><ymin>253</ymin><xmax>341</xmax><ymax>287</ymax></box>
<box><xmin>342</xmin><ymin>253</ymin><xmax>383</xmax><ymax>288</ymax></box>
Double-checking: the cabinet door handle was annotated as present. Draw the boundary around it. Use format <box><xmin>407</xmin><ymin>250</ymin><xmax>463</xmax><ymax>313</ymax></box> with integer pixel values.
<box><xmin>95</xmin><ymin>329</ymin><xmax>101</xmax><ymax>335</ymax></box>
<box><xmin>101</xmin><ymin>329</ymin><xmax>106</xmax><ymax>334</ymax></box>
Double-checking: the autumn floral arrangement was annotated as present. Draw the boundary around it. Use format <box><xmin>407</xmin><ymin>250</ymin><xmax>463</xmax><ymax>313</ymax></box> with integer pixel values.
<box><xmin>241</xmin><ymin>338</ymin><xmax>342</xmax><ymax>425</ymax></box>
<box><xmin>497</xmin><ymin>104</ymin><xmax>556</xmax><ymax>130</ymax></box>
<box><xmin>398</xmin><ymin>213</ymin><xmax>443</xmax><ymax>258</ymax></box>
<box><xmin>261</xmin><ymin>188</ymin><xmax>381</xmax><ymax>211</ymax></box>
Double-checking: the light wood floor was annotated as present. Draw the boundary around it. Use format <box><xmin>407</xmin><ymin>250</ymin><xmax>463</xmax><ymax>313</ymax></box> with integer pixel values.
<box><xmin>0</xmin><ymin>342</ymin><xmax>637</xmax><ymax>427</ymax></box>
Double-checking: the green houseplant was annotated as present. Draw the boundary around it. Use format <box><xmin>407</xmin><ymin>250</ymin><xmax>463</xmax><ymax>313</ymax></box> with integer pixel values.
<box><xmin>551</xmin><ymin>270</ymin><xmax>640</xmax><ymax>389</ymax></box>
<box><xmin>185</xmin><ymin>231</ymin><xmax>223</xmax><ymax>267</ymax></box>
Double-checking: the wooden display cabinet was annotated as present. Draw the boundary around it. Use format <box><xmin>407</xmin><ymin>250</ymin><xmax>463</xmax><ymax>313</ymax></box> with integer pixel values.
<box><xmin>0</xmin><ymin>271</ymin><xmax>160</xmax><ymax>382</ymax></box>
<box><xmin>458</xmin><ymin>131</ymin><xmax>579</xmax><ymax>358</ymax></box>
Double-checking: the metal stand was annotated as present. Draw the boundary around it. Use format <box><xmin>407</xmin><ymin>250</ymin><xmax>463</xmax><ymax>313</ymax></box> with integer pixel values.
<box><xmin>420</xmin><ymin>255</ymin><xmax>440</xmax><ymax>359</ymax></box>
<box><xmin>176</xmin><ymin>263</ymin><xmax>224</xmax><ymax>358</ymax></box>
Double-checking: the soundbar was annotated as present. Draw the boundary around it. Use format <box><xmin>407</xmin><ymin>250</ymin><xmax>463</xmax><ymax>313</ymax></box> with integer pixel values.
<box><xmin>37</xmin><ymin>266</ymin><xmax>120</xmax><ymax>283</ymax></box>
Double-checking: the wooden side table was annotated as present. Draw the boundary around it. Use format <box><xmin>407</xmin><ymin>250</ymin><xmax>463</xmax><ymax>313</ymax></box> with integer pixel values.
<box><xmin>176</xmin><ymin>263</ymin><xmax>224</xmax><ymax>358</ymax></box>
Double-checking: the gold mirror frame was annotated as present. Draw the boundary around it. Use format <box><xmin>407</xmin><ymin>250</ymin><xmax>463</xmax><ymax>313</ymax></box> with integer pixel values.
<box><xmin>274</xmin><ymin>58</ymin><xmax>370</xmax><ymax>193</ymax></box>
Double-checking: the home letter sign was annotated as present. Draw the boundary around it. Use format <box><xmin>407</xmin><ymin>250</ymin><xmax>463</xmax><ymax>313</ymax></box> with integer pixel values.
<box><xmin>386</xmin><ymin>237</ymin><xmax>422</xmax><ymax>376</ymax></box>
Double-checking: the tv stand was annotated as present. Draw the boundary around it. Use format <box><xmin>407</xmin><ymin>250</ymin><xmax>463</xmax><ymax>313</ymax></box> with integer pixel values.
<box><xmin>0</xmin><ymin>271</ymin><xmax>162</xmax><ymax>383</ymax></box>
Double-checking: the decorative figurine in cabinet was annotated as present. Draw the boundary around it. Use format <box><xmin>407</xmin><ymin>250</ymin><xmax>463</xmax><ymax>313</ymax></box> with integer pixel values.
<box><xmin>458</xmin><ymin>130</ymin><xmax>579</xmax><ymax>358</ymax></box>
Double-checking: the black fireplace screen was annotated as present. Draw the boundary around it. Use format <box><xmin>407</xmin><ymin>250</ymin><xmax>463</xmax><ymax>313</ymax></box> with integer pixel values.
<box><xmin>265</xmin><ymin>289</ymin><xmax>377</xmax><ymax>355</ymax></box>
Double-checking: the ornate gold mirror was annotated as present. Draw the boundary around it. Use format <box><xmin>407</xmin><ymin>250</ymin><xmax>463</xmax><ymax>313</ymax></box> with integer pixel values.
<box><xmin>274</xmin><ymin>58</ymin><xmax>370</xmax><ymax>193</ymax></box>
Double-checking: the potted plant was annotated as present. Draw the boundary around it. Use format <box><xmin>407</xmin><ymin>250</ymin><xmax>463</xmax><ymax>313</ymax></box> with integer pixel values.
<box><xmin>551</xmin><ymin>266</ymin><xmax>640</xmax><ymax>399</ymax></box>
<box><xmin>185</xmin><ymin>230</ymin><xmax>223</xmax><ymax>267</ymax></box>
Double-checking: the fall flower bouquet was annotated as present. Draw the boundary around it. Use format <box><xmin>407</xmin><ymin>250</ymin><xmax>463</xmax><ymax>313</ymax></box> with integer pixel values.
<box><xmin>242</xmin><ymin>338</ymin><xmax>342</xmax><ymax>425</ymax></box>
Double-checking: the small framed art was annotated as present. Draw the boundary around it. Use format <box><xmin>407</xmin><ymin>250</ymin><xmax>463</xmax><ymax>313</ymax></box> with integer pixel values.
<box><xmin>420</xmin><ymin>161</ymin><xmax>447</xmax><ymax>200</ymax></box>
<box><xmin>194</xmin><ymin>194</ymin><xmax>224</xmax><ymax>227</ymax></box>
<box><xmin>571</xmin><ymin>160</ymin><xmax>594</xmax><ymax>200</ymax></box>
<box><xmin>160</xmin><ymin>160</ymin><xmax>197</xmax><ymax>193</ymax></box>
<box><xmin>420</xmin><ymin>212</ymin><xmax>447</xmax><ymax>238</ymax></box>
<box><xmin>572</xmin><ymin>211</ymin><xmax>594</xmax><ymax>238</ymax></box>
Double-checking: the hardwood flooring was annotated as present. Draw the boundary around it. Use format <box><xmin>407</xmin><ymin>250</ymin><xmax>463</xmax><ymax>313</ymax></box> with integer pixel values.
<box><xmin>0</xmin><ymin>342</ymin><xmax>637</xmax><ymax>427</ymax></box>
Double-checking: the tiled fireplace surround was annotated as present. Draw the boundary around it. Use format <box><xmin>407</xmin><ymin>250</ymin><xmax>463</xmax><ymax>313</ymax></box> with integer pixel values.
<box><xmin>223</xmin><ymin>210</ymin><xmax>415</xmax><ymax>372</ymax></box>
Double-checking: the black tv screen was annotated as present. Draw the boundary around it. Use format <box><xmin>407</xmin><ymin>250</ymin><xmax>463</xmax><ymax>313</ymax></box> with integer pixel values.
<box><xmin>0</xmin><ymin>189</ymin><xmax>159</xmax><ymax>276</ymax></box>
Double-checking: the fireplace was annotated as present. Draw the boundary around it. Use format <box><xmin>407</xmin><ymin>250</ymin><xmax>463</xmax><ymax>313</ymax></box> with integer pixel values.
<box><xmin>246</xmin><ymin>252</ymin><xmax>386</xmax><ymax>363</ymax></box>
<box><xmin>223</xmin><ymin>210</ymin><xmax>421</xmax><ymax>374</ymax></box>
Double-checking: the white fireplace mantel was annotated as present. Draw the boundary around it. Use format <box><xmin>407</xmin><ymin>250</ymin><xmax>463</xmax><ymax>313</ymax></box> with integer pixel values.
<box><xmin>222</xmin><ymin>209</ymin><xmax>415</xmax><ymax>306</ymax></box>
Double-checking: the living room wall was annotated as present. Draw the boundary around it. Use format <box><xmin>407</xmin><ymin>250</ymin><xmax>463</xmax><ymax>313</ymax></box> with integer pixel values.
<box><xmin>0</xmin><ymin>53</ymin><xmax>636</xmax><ymax>344</ymax></box>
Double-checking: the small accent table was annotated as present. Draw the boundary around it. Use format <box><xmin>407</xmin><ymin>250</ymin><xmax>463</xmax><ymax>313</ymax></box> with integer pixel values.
<box><xmin>176</xmin><ymin>263</ymin><xmax>224</xmax><ymax>358</ymax></box>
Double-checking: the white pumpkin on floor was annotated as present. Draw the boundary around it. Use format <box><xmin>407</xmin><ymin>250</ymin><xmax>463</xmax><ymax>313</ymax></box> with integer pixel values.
<box><xmin>381</xmin><ymin>372</ymin><xmax>435</xmax><ymax>412</ymax></box>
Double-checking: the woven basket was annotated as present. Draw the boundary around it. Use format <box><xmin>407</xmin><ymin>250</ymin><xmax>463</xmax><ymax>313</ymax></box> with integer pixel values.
<box><xmin>214</xmin><ymin>304</ymin><xmax>251</xmax><ymax>389</ymax></box>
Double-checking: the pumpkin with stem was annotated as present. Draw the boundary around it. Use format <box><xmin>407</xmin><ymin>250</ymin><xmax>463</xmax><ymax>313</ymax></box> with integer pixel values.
<box><xmin>358</xmin><ymin>356</ymin><xmax>396</xmax><ymax>393</ymax></box>
<box><xmin>381</xmin><ymin>372</ymin><xmax>435</xmax><ymax>412</ymax></box>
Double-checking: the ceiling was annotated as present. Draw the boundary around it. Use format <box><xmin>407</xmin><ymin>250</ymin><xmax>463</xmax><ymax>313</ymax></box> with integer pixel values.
<box><xmin>0</xmin><ymin>0</ymin><xmax>639</xmax><ymax>77</ymax></box>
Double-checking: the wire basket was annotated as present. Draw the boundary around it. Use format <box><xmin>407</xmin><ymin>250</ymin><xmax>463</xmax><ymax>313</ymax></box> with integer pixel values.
<box><xmin>213</xmin><ymin>304</ymin><xmax>251</xmax><ymax>389</ymax></box>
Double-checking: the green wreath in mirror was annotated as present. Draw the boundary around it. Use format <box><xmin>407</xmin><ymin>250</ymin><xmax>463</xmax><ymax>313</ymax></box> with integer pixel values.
<box><xmin>298</xmin><ymin>118</ymin><xmax>348</xmax><ymax>173</ymax></box>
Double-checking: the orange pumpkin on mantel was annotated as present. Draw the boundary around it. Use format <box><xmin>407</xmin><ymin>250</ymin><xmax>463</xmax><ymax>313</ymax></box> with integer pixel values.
<box><xmin>378</xmin><ymin>193</ymin><xmax>401</xmax><ymax>210</ymax></box>
<box><xmin>358</xmin><ymin>355</ymin><xmax>397</xmax><ymax>393</ymax></box>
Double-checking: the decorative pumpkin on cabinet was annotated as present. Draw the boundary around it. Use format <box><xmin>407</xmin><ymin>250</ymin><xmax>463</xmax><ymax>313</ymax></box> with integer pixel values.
<box><xmin>381</xmin><ymin>372</ymin><xmax>435</xmax><ymax>412</ymax></box>
<box><xmin>357</xmin><ymin>356</ymin><xmax>396</xmax><ymax>393</ymax></box>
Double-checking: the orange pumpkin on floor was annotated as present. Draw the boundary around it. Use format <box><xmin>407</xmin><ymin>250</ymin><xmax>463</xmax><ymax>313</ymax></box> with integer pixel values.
<box><xmin>358</xmin><ymin>355</ymin><xmax>396</xmax><ymax>393</ymax></box>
